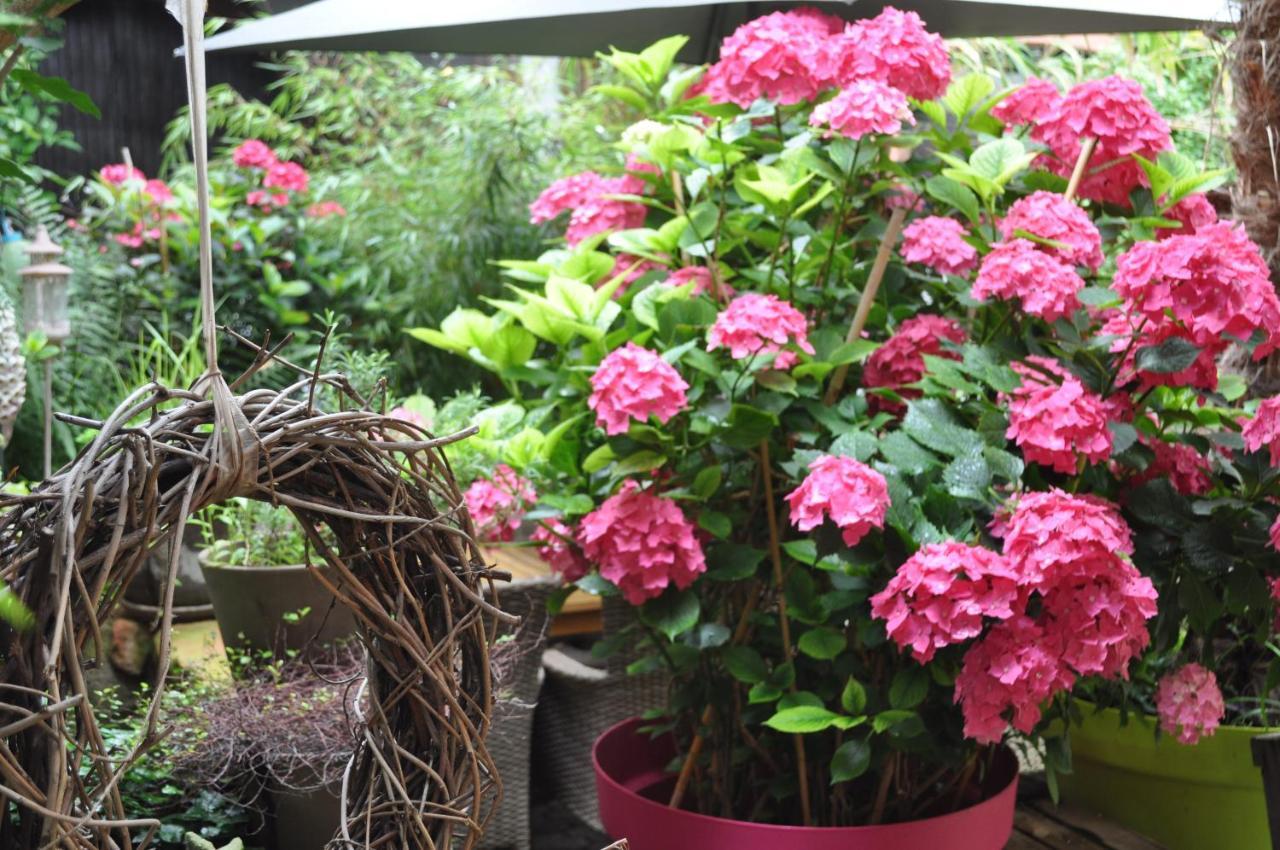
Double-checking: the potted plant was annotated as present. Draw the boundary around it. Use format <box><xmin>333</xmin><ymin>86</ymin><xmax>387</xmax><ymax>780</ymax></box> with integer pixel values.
<box><xmin>198</xmin><ymin>497</ymin><xmax>356</xmax><ymax>658</ymax></box>
<box><xmin>412</xmin><ymin>7</ymin><xmax>1263</xmax><ymax>848</ymax></box>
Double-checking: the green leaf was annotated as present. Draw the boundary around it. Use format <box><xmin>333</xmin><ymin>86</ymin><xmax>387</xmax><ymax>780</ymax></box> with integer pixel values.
<box><xmin>0</xmin><ymin>157</ymin><xmax>33</xmax><ymax>182</ymax></box>
<box><xmin>830</xmin><ymin>739</ymin><xmax>871</xmax><ymax>783</ymax></box>
<box><xmin>687</xmin><ymin>623</ymin><xmax>730</xmax><ymax>649</ymax></box>
<box><xmin>1077</xmin><ymin>286</ymin><xmax>1121</xmax><ymax>309</ymax></box>
<box><xmin>798</xmin><ymin>628</ymin><xmax>846</xmax><ymax>661</ymax></box>
<box><xmin>943</xmin><ymin>73</ymin><xmax>996</xmax><ymax>119</ymax></box>
<box><xmin>589</xmin><ymin>83</ymin><xmax>650</xmax><ymax>111</ymax></box>
<box><xmin>778</xmin><ymin>691</ymin><xmax>824</xmax><ymax>711</ymax></box>
<box><xmin>764</xmin><ymin>705</ymin><xmax>842</xmax><ymax>734</ymax></box>
<box><xmin>720</xmin><ymin>404</ymin><xmax>778</xmax><ymax>448</ymax></box>
<box><xmin>1135</xmin><ymin>337</ymin><xmax>1201</xmax><ymax>374</ymax></box>
<box><xmin>1110</xmin><ymin>421</ymin><xmax>1139</xmax><ymax>455</ymax></box>
<box><xmin>705</xmin><ymin>543</ymin><xmax>766</xmax><ymax>581</ymax></box>
<box><xmin>889</xmin><ymin>667</ymin><xmax>930</xmax><ymax>710</ymax></box>
<box><xmin>723</xmin><ymin>646</ymin><xmax>769</xmax><ymax>684</ymax></box>
<box><xmin>698</xmin><ymin>510</ymin><xmax>732</xmax><ymax>539</ymax></box>
<box><xmin>0</xmin><ymin>585</ymin><xmax>33</xmax><ymax>630</ymax></box>
<box><xmin>582</xmin><ymin>444</ymin><xmax>616</xmax><ymax>473</ymax></box>
<box><xmin>872</xmin><ymin>709</ymin><xmax>924</xmax><ymax>736</ymax></box>
<box><xmin>640</xmin><ymin>589</ymin><xmax>700</xmax><ymax>641</ymax></box>
<box><xmin>691</xmin><ymin>465</ymin><xmax>722</xmax><ymax>500</ymax></box>
<box><xmin>903</xmin><ymin>399</ymin><xmax>983</xmax><ymax>457</ymax></box>
<box><xmin>782</xmin><ymin>539</ymin><xmax>817</xmax><ymax>565</ymax></box>
<box><xmin>12</xmin><ymin>69</ymin><xmax>100</xmax><ymax>117</ymax></box>
<box><xmin>925</xmin><ymin>175</ymin><xmax>981</xmax><ymax>225</ymax></box>
<box><xmin>969</xmin><ymin>138</ymin><xmax>1026</xmax><ymax>181</ymax></box>
<box><xmin>615</xmin><ymin>450</ymin><xmax>667</xmax><ymax>475</ymax></box>
<box><xmin>879</xmin><ymin>432</ymin><xmax>939</xmax><ymax>476</ymax></box>
<box><xmin>840</xmin><ymin>677</ymin><xmax>867</xmax><ymax>715</ymax></box>
<box><xmin>942</xmin><ymin>449</ymin><xmax>991</xmax><ymax>500</ymax></box>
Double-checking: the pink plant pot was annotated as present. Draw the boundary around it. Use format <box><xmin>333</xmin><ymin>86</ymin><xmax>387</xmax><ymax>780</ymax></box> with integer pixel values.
<box><xmin>593</xmin><ymin>717</ymin><xmax>1019</xmax><ymax>850</ymax></box>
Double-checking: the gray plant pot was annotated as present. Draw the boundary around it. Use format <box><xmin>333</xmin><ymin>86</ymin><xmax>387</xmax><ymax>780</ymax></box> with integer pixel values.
<box><xmin>199</xmin><ymin>552</ymin><xmax>358</xmax><ymax>658</ymax></box>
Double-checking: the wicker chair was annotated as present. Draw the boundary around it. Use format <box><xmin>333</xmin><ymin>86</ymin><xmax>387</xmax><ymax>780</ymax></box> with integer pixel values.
<box><xmin>479</xmin><ymin>576</ymin><xmax>561</xmax><ymax>850</ymax></box>
<box><xmin>535</xmin><ymin>596</ymin><xmax>668</xmax><ymax>831</ymax></box>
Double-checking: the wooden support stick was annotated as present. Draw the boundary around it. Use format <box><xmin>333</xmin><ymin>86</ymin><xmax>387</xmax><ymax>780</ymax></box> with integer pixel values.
<box><xmin>824</xmin><ymin>206</ymin><xmax>909</xmax><ymax>406</ymax></box>
<box><xmin>1064</xmin><ymin>136</ymin><xmax>1098</xmax><ymax>203</ymax></box>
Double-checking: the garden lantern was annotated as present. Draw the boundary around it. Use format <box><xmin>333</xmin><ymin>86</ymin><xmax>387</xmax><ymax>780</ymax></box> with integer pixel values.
<box><xmin>19</xmin><ymin>226</ymin><xmax>72</xmax><ymax>342</ymax></box>
<box><xmin>19</xmin><ymin>225</ymin><xmax>72</xmax><ymax>477</ymax></box>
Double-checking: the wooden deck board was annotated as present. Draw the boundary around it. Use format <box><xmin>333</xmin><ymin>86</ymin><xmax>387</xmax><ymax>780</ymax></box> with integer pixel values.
<box><xmin>1008</xmin><ymin>795</ymin><xmax>1166</xmax><ymax>849</ymax></box>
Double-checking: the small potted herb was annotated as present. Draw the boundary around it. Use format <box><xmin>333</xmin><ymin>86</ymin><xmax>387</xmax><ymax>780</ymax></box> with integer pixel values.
<box><xmin>197</xmin><ymin>498</ymin><xmax>355</xmax><ymax>657</ymax></box>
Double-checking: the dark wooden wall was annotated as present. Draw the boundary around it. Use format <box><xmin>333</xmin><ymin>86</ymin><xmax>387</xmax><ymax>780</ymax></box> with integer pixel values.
<box><xmin>32</xmin><ymin>0</ymin><xmax>287</xmax><ymax>179</ymax></box>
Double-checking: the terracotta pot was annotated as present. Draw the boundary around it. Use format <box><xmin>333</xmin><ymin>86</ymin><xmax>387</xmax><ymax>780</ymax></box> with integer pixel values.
<box><xmin>593</xmin><ymin>717</ymin><xmax>1018</xmax><ymax>850</ymax></box>
<box><xmin>199</xmin><ymin>552</ymin><xmax>357</xmax><ymax>658</ymax></box>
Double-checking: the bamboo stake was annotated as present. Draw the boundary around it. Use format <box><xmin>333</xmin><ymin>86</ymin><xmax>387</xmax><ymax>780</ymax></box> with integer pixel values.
<box><xmin>823</xmin><ymin>206</ymin><xmax>909</xmax><ymax>406</ymax></box>
<box><xmin>759</xmin><ymin>439</ymin><xmax>813</xmax><ymax>826</ymax></box>
<box><xmin>1064</xmin><ymin>136</ymin><xmax>1098</xmax><ymax>203</ymax></box>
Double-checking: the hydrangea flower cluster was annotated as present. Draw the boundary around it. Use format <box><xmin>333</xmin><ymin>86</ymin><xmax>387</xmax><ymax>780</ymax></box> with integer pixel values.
<box><xmin>100</xmin><ymin>163</ymin><xmax>145</xmax><ymax>185</ymax></box>
<box><xmin>707</xmin><ymin>293</ymin><xmax>814</xmax><ymax>368</ymax></box>
<box><xmin>1028</xmin><ymin>76</ymin><xmax>1172</xmax><ymax>206</ymax></box>
<box><xmin>785</xmin><ymin>455</ymin><xmax>890</xmax><ymax>546</ymax></box>
<box><xmin>809</xmin><ymin>80</ymin><xmax>915</xmax><ymax>140</ymax></box>
<box><xmin>998</xmin><ymin>191</ymin><xmax>1103</xmax><ymax>270</ymax></box>
<box><xmin>528</xmin><ymin>165</ymin><xmax>650</xmax><ymax>245</ymax></box>
<box><xmin>229</xmin><ymin>139</ymin><xmax>312</xmax><ymax>211</ymax></box>
<box><xmin>1003</xmin><ymin>358</ymin><xmax>1112</xmax><ymax>474</ymax></box>
<box><xmin>1130</xmin><ymin>437</ymin><xmax>1212</xmax><ymax>496</ymax></box>
<box><xmin>1155</xmin><ymin>663</ymin><xmax>1225</xmax><ymax>745</ymax></box>
<box><xmin>588</xmin><ymin>343</ymin><xmax>689</xmax><ymax>436</ymax></box>
<box><xmin>533</xmin><ymin>520</ymin><xmax>589</xmax><ymax>583</ymax></box>
<box><xmin>971</xmin><ymin>238</ymin><xmax>1085</xmax><ymax>322</ymax></box>
<box><xmin>1160</xmin><ymin>193</ymin><xmax>1217</xmax><ymax>239</ymax></box>
<box><xmin>1243</xmin><ymin>397</ymin><xmax>1280</xmax><ymax>466</ymax></box>
<box><xmin>870</xmin><ymin>542</ymin><xmax>1020</xmax><ymax>663</ymax></box>
<box><xmin>232</xmin><ymin>139</ymin><xmax>276</xmax><ymax>170</ymax></box>
<box><xmin>1110</xmin><ymin>222</ymin><xmax>1280</xmax><ymax>391</ymax></box>
<box><xmin>701</xmin><ymin>6</ymin><xmax>948</xmax><ymax>111</ymax></box>
<box><xmin>900</xmin><ymin>216</ymin><xmax>978</xmax><ymax>276</ymax></box>
<box><xmin>991</xmin><ymin>76</ymin><xmax>1061</xmax><ymax>127</ymax></box>
<box><xmin>943</xmin><ymin>490</ymin><xmax>1156</xmax><ymax>742</ymax></box>
<box><xmin>664</xmin><ymin>266</ymin><xmax>726</xmax><ymax>298</ymax></box>
<box><xmin>862</xmin><ymin>314</ymin><xmax>966</xmax><ymax>414</ymax></box>
<box><xmin>579</xmin><ymin>481</ymin><xmax>707</xmax><ymax>604</ymax></box>
<box><xmin>464</xmin><ymin>464</ymin><xmax>537</xmax><ymax>542</ymax></box>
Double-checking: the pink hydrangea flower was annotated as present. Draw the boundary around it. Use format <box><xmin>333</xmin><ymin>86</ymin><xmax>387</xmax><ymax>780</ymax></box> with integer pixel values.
<box><xmin>863</xmin><ymin>314</ymin><xmax>966</xmax><ymax>414</ymax></box>
<box><xmin>1112</xmin><ymin>223</ymin><xmax>1280</xmax><ymax>364</ymax></box>
<box><xmin>991</xmin><ymin>77</ymin><xmax>1061</xmax><ymax>127</ymax></box>
<box><xmin>1031</xmin><ymin>76</ymin><xmax>1171</xmax><ymax>206</ymax></box>
<box><xmin>618</xmin><ymin>153</ymin><xmax>661</xmax><ymax>194</ymax></box>
<box><xmin>388</xmin><ymin>405</ymin><xmax>428</xmax><ymax>429</ymax></box>
<box><xmin>700</xmin><ymin>10</ymin><xmax>839</xmax><ymax>107</ymax></box>
<box><xmin>820</xmin><ymin>7</ymin><xmax>951</xmax><ymax>101</ymax></box>
<box><xmin>1102</xmin><ymin>314</ymin><xmax>1221</xmax><ymax>392</ymax></box>
<box><xmin>955</xmin><ymin>616</ymin><xmax>1076</xmax><ymax>744</ymax></box>
<box><xmin>809</xmin><ymin>80</ymin><xmax>915</xmax><ymax>140</ymax></box>
<box><xmin>1156</xmin><ymin>663</ymin><xmax>1225</xmax><ymax>745</ymax></box>
<box><xmin>1130</xmin><ymin>437</ymin><xmax>1212</xmax><ymax>496</ymax></box>
<box><xmin>608</xmin><ymin>254</ymin><xmax>664</xmax><ymax>295</ymax></box>
<box><xmin>529</xmin><ymin>171</ymin><xmax>607</xmax><ymax>224</ymax></box>
<box><xmin>246</xmin><ymin>189</ymin><xmax>285</xmax><ymax>210</ymax></box>
<box><xmin>264</xmin><ymin>160</ymin><xmax>309</xmax><ymax>193</ymax></box>
<box><xmin>664</xmin><ymin>266</ymin><xmax>728</xmax><ymax>298</ymax></box>
<box><xmin>1003</xmin><ymin>358</ymin><xmax>1112</xmax><ymax>474</ymax></box>
<box><xmin>971</xmin><ymin>238</ymin><xmax>1085</xmax><ymax>322</ymax></box>
<box><xmin>1271</xmin><ymin>517</ymin><xmax>1280</xmax><ymax>554</ymax></box>
<box><xmin>232</xmin><ymin>139</ymin><xmax>277</xmax><ymax>169</ymax></box>
<box><xmin>1159</xmin><ymin>193</ymin><xmax>1218</xmax><ymax>239</ymax></box>
<box><xmin>885</xmin><ymin>186</ymin><xmax>921</xmax><ymax>211</ymax></box>
<box><xmin>306</xmin><ymin>200</ymin><xmax>347</xmax><ymax>218</ymax></box>
<box><xmin>464</xmin><ymin>464</ymin><xmax>536</xmax><ymax>542</ymax></box>
<box><xmin>113</xmin><ymin>224</ymin><xmax>145</xmax><ymax>248</ymax></box>
<box><xmin>901</xmin><ymin>216</ymin><xmax>978</xmax><ymax>276</ymax></box>
<box><xmin>579</xmin><ymin>480</ymin><xmax>706</xmax><ymax>604</ymax></box>
<box><xmin>533</xmin><ymin>520</ymin><xmax>589</xmax><ymax>584</ymax></box>
<box><xmin>100</xmin><ymin>163</ymin><xmax>145</xmax><ymax>185</ymax></box>
<box><xmin>143</xmin><ymin>179</ymin><xmax>174</xmax><ymax>205</ymax></box>
<box><xmin>871</xmin><ymin>541</ymin><xmax>1020</xmax><ymax>662</ymax></box>
<box><xmin>707</xmin><ymin>293</ymin><xmax>815</xmax><ymax>367</ymax></box>
<box><xmin>588</xmin><ymin>342</ymin><xmax>689</xmax><ymax>435</ymax></box>
<box><xmin>1039</xmin><ymin>557</ymin><xmax>1158</xmax><ymax>678</ymax></box>
<box><xmin>1000</xmin><ymin>488</ymin><xmax>1134</xmax><ymax>592</ymax></box>
<box><xmin>785</xmin><ymin>455</ymin><xmax>890</xmax><ymax>547</ymax></box>
<box><xmin>565</xmin><ymin>186</ymin><xmax>648</xmax><ymax>245</ymax></box>
<box><xmin>1243</xmin><ymin>397</ymin><xmax>1280</xmax><ymax>466</ymax></box>
<box><xmin>998</xmin><ymin>191</ymin><xmax>1103</xmax><ymax>270</ymax></box>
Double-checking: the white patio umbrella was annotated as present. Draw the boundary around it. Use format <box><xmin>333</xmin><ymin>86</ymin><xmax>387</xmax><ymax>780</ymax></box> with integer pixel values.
<box><xmin>200</xmin><ymin>0</ymin><xmax>1235</xmax><ymax>59</ymax></box>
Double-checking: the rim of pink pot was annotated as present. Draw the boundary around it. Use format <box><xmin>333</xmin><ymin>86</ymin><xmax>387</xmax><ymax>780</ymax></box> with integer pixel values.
<box><xmin>592</xmin><ymin>716</ymin><xmax>1019</xmax><ymax>838</ymax></box>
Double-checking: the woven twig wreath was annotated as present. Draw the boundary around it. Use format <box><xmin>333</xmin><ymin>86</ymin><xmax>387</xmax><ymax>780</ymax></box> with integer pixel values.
<box><xmin>0</xmin><ymin>353</ymin><xmax>506</xmax><ymax>849</ymax></box>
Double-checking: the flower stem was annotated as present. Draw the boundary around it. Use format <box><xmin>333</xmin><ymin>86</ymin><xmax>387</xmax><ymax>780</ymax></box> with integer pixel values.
<box><xmin>1064</xmin><ymin>136</ymin><xmax>1098</xmax><ymax>203</ymax></box>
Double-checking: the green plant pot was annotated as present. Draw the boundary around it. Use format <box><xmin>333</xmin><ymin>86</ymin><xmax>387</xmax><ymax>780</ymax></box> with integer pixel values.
<box><xmin>1061</xmin><ymin>701</ymin><xmax>1271</xmax><ymax>850</ymax></box>
<box><xmin>199</xmin><ymin>552</ymin><xmax>357</xmax><ymax>659</ymax></box>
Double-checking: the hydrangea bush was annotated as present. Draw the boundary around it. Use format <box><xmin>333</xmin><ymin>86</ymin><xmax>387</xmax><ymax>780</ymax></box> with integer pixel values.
<box><xmin>413</xmin><ymin>7</ymin><xmax>1280</xmax><ymax>825</ymax></box>
<box><xmin>70</xmin><ymin>141</ymin><xmax>349</xmax><ymax>370</ymax></box>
